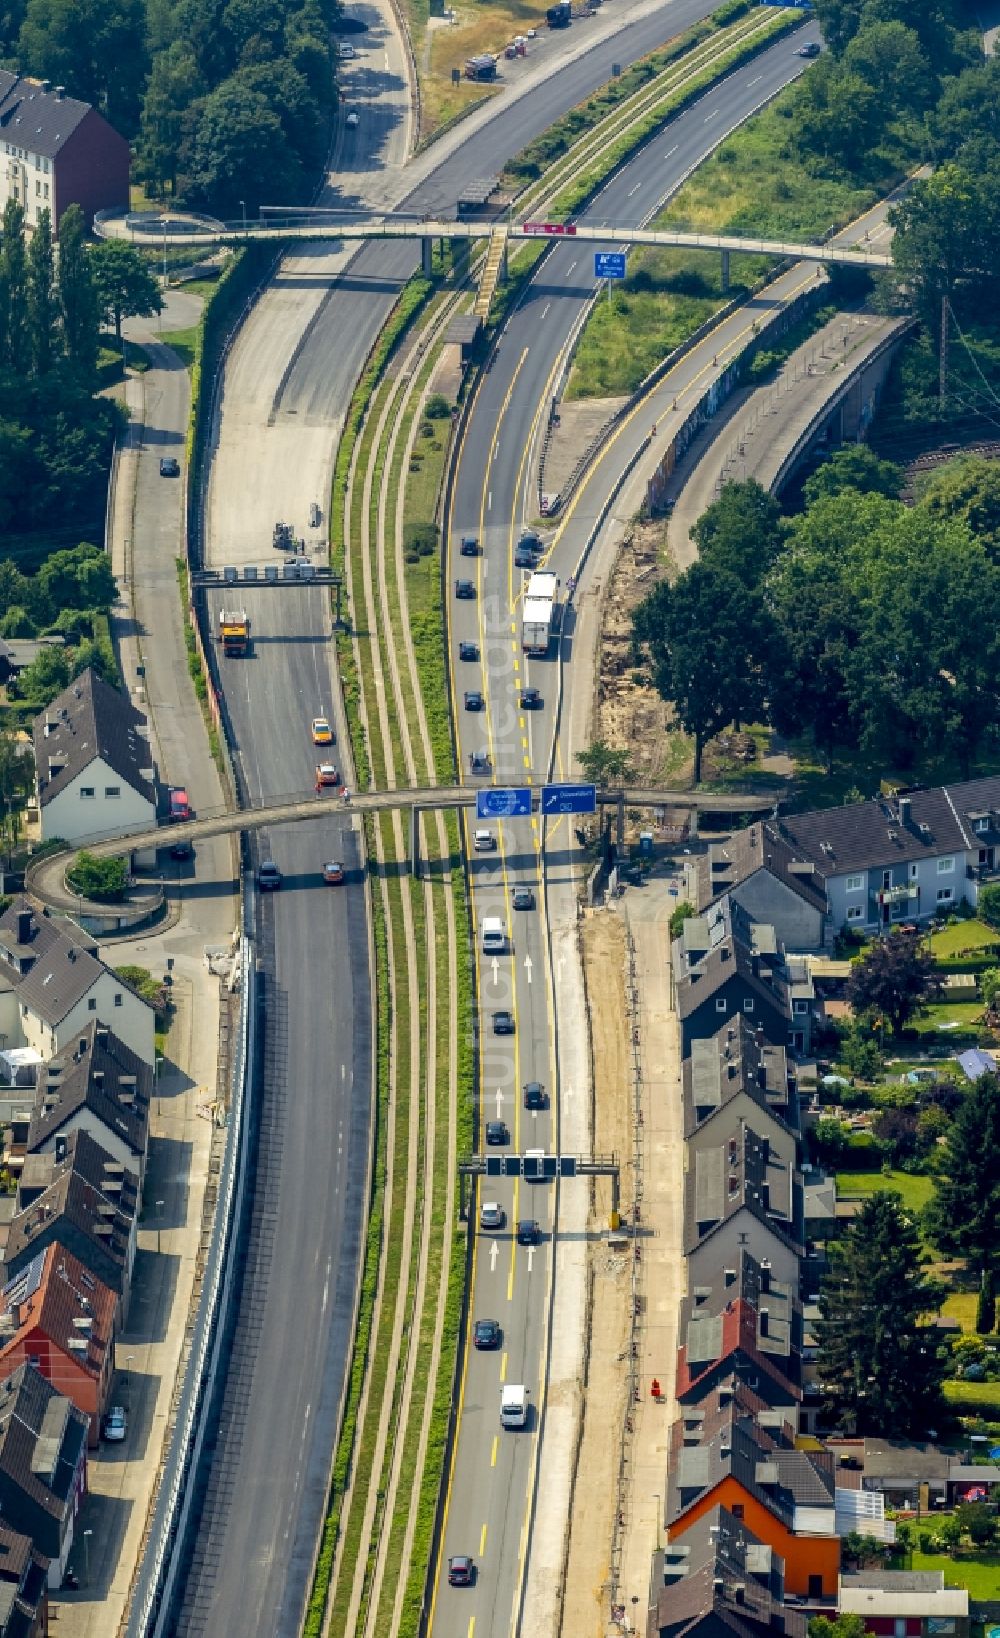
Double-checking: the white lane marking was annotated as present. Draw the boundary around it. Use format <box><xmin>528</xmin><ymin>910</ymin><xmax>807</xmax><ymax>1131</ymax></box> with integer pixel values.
<box><xmin>627</xmin><ymin>182</ymin><xmax>641</xmax><ymax>198</ymax></box>
<box><xmin>748</xmin><ymin>74</ymin><xmax>762</xmax><ymax>86</ymax></box>
<box><xmin>704</xmin><ymin>108</ymin><xmax>720</xmax><ymax>122</ymax></box>
<box><xmin>663</xmin><ymin>144</ymin><xmax>679</xmax><ymax>159</ymax></box>
<box><xmin>490</xmin><ymin>1241</ymin><xmax>499</xmax><ymax>1271</ymax></box>
<box><xmin>524</xmin><ymin>954</ymin><xmax>533</xmax><ymax>983</ymax></box>
<box><xmin>495</xmin><ymin>1089</ymin><xmax>505</xmax><ymax>1114</ymax></box>
<box><xmin>526</xmin><ymin>1247</ymin><xmax>534</xmax><ymax>1273</ymax></box>
<box><xmin>491</xmin><ymin>956</ymin><xmax>500</xmax><ymax>984</ymax></box>
<box><xmin>541</xmin><ymin>302</ymin><xmax>551</xmax><ymax>319</ymax></box>
<box><xmin>488</xmin><ymin>490</ymin><xmax>492</xmax><ymax>510</ymax></box>
<box><xmin>566</xmin><ymin>260</ymin><xmax>577</xmax><ymax>273</ymax></box>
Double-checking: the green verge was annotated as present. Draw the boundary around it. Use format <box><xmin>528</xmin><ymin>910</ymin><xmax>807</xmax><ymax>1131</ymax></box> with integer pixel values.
<box><xmin>174</xmin><ymin>557</ymin><xmax>223</xmax><ymax>768</ymax></box>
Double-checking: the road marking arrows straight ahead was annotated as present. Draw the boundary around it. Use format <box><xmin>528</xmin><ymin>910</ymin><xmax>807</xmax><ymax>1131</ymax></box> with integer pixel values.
<box><xmin>491</xmin><ymin>957</ymin><xmax>500</xmax><ymax>984</ymax></box>
<box><xmin>490</xmin><ymin>1241</ymin><xmax>499</xmax><ymax>1272</ymax></box>
<box><xmin>495</xmin><ymin>1089</ymin><xmax>504</xmax><ymax>1113</ymax></box>
<box><xmin>526</xmin><ymin>1248</ymin><xmax>535</xmax><ymax>1273</ymax></box>
<box><xmin>524</xmin><ymin>954</ymin><xmax>532</xmax><ymax>983</ymax></box>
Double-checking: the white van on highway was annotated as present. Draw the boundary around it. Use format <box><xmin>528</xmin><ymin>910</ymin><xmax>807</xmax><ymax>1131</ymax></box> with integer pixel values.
<box><xmin>500</xmin><ymin>1384</ymin><xmax>527</xmax><ymax>1429</ymax></box>
<box><xmin>481</xmin><ymin>917</ymin><xmax>506</xmax><ymax>953</ymax></box>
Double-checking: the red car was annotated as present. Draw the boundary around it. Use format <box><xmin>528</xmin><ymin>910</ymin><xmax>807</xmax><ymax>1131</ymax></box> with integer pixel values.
<box><xmin>168</xmin><ymin>787</ymin><xmax>192</xmax><ymax>822</ymax></box>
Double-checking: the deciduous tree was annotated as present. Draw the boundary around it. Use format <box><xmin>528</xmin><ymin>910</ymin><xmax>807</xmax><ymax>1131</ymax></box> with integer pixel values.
<box><xmin>847</xmin><ymin>931</ymin><xmax>941</xmax><ymax>1036</ymax></box>
<box><xmin>57</xmin><ymin>206</ymin><xmax>99</xmax><ymax>382</ymax></box>
<box><xmin>690</xmin><ymin>479</ymin><xmax>783</xmax><ymax>590</ymax></box>
<box><xmin>88</xmin><ymin>241</ymin><xmax>162</xmax><ymax>343</ymax></box>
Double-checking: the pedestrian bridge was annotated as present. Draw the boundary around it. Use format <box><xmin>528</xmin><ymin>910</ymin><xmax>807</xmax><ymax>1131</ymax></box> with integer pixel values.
<box><xmin>68</xmin><ymin>781</ymin><xmax>774</xmax><ymax>859</ymax></box>
<box><xmin>97</xmin><ymin>208</ymin><xmax>893</xmax><ymax>270</ymax></box>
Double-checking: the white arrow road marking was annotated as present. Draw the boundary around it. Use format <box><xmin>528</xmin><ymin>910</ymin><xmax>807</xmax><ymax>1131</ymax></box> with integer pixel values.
<box><xmin>490</xmin><ymin>1241</ymin><xmax>499</xmax><ymax>1272</ymax></box>
<box><xmin>495</xmin><ymin>1089</ymin><xmax>505</xmax><ymax>1113</ymax></box>
<box><xmin>526</xmin><ymin>1248</ymin><xmax>535</xmax><ymax>1273</ymax></box>
<box><xmin>524</xmin><ymin>955</ymin><xmax>532</xmax><ymax>983</ymax></box>
<box><xmin>491</xmin><ymin>957</ymin><xmax>499</xmax><ymax>984</ymax></box>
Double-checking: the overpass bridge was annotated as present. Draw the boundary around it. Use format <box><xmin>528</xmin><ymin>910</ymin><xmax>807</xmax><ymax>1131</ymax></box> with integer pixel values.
<box><xmin>68</xmin><ymin>781</ymin><xmax>774</xmax><ymax>860</ymax></box>
<box><xmin>100</xmin><ymin>208</ymin><xmax>893</xmax><ymax>270</ymax></box>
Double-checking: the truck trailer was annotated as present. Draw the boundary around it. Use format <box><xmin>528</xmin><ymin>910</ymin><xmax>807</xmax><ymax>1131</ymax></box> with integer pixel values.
<box><xmin>218</xmin><ymin>609</ymin><xmax>251</xmax><ymax>656</ymax></box>
<box><xmin>521</xmin><ymin>570</ymin><xmax>560</xmax><ymax>656</ymax></box>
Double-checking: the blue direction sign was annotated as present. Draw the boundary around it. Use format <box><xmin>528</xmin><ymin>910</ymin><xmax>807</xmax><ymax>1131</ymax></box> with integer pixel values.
<box><xmin>541</xmin><ymin>782</ymin><xmax>597</xmax><ymax>815</ymax></box>
<box><xmin>595</xmin><ymin>251</ymin><xmax>627</xmax><ymax>281</ymax></box>
<box><xmin>477</xmin><ymin>786</ymin><xmax>532</xmax><ymax>819</ymax></box>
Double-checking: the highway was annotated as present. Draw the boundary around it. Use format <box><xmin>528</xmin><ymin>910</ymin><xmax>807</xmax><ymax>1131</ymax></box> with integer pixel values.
<box><xmin>171</xmin><ymin>587</ymin><xmax>372</xmax><ymax>1637</ymax></box>
<box><xmin>175</xmin><ymin>4</ymin><xmax>801</xmax><ymax>1634</ymax></box>
<box><xmin>429</xmin><ymin>23</ymin><xmax>819</xmax><ymax>1638</ymax></box>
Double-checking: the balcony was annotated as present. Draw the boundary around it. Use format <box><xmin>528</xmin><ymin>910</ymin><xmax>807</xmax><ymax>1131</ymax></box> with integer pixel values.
<box><xmin>873</xmin><ymin>882</ymin><xmax>919</xmax><ymax>906</ymax></box>
<box><xmin>967</xmin><ymin>860</ymin><xmax>1000</xmax><ymax>883</ymax></box>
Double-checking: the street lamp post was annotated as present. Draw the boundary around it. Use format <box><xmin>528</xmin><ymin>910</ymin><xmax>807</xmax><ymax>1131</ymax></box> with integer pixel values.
<box><xmin>653</xmin><ymin>1491</ymin><xmax>661</xmax><ymax>1552</ymax></box>
<box><xmin>240</xmin><ymin>199</ymin><xmax>247</xmax><ymax>235</ymax></box>
<box><xmin>82</xmin><ymin>1528</ymin><xmax>93</xmax><ymax>1586</ymax></box>
<box><xmin>155</xmin><ymin>1199</ymin><xmax>165</xmax><ymax>1254</ymax></box>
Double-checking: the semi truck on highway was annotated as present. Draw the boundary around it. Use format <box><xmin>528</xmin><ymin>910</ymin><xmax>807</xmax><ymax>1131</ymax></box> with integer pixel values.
<box><xmin>218</xmin><ymin>609</ymin><xmax>250</xmax><ymax>656</ymax></box>
<box><xmin>521</xmin><ymin>570</ymin><xmax>561</xmax><ymax>656</ymax></box>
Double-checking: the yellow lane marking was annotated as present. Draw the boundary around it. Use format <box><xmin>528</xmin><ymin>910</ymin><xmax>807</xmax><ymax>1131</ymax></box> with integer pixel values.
<box><xmin>491</xmin><ymin>1436</ymin><xmax>499</xmax><ymax>1468</ymax></box>
<box><xmin>500</xmin><ymin>1351</ymin><xmax>508</xmax><ymax>1381</ymax></box>
<box><xmin>480</xmin><ymin>1522</ymin><xmax>488</xmax><ymax>1555</ymax></box>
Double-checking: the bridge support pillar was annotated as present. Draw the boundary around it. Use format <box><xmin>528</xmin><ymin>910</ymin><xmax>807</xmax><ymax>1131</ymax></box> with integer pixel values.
<box><xmin>421</xmin><ymin>235</ymin><xmax>434</xmax><ymax>278</ymax></box>
<box><xmin>720</xmin><ymin>249</ymin><xmax>730</xmax><ymax>293</ymax></box>
<box><xmin>409</xmin><ymin>805</ymin><xmax>421</xmax><ymax>877</ymax></box>
<box><xmin>451</xmin><ymin>238</ymin><xmax>470</xmax><ymax>280</ymax></box>
<box><xmin>617</xmin><ymin>789</ymin><xmax>626</xmax><ymax>851</ymax></box>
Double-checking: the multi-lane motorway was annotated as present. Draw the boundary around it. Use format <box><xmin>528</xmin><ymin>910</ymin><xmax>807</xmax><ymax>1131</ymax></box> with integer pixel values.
<box><xmin>428</xmin><ymin>24</ymin><xmax>819</xmax><ymax>1637</ymax></box>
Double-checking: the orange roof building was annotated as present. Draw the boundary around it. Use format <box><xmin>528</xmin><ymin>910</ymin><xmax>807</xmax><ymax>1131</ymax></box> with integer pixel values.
<box><xmin>0</xmin><ymin>1243</ymin><xmax>116</xmax><ymax>1447</ymax></box>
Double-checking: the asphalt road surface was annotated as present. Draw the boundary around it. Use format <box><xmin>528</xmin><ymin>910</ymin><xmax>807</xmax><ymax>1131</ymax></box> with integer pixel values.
<box><xmin>428</xmin><ymin>26</ymin><xmax>819</xmax><ymax>1638</ymax></box>
<box><xmin>170</xmin><ymin>588</ymin><xmax>372</xmax><ymax>1638</ymax></box>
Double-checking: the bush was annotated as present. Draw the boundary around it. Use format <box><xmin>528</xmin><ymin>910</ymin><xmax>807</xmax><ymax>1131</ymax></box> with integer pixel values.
<box><xmin>424</xmin><ymin>394</ymin><xmax>451</xmax><ymax>419</ymax></box>
<box><xmin>404</xmin><ymin>521</ymin><xmax>438</xmax><ymax>558</ymax></box>
<box><xmin>66</xmin><ymin>851</ymin><xmax>128</xmax><ymax>903</ymax></box>
<box><xmin>114</xmin><ymin>964</ymin><xmax>168</xmax><ymax>1016</ymax></box>
<box><xmin>669</xmin><ymin>900</ymin><xmax>695</xmax><ymax>938</ymax></box>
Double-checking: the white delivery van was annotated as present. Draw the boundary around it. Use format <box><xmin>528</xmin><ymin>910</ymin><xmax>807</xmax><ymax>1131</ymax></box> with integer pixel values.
<box><xmin>500</xmin><ymin>1384</ymin><xmax>527</xmax><ymax>1429</ymax></box>
<box><xmin>482</xmin><ymin>917</ymin><xmax>506</xmax><ymax>953</ymax></box>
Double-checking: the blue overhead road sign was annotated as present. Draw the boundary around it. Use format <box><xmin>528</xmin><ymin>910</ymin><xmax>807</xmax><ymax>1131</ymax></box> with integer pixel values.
<box><xmin>477</xmin><ymin>786</ymin><xmax>532</xmax><ymax>819</ymax></box>
<box><xmin>541</xmin><ymin>782</ymin><xmax>597</xmax><ymax>815</ymax></box>
<box><xmin>595</xmin><ymin>251</ymin><xmax>627</xmax><ymax>280</ymax></box>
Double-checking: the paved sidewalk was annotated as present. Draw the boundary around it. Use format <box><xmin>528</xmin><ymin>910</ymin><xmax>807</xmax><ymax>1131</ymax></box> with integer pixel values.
<box><xmin>50</xmin><ymin>295</ymin><xmax>239</xmax><ymax>1634</ymax></box>
<box><xmin>617</xmin><ymin>880</ymin><xmax>684</xmax><ymax>1635</ymax></box>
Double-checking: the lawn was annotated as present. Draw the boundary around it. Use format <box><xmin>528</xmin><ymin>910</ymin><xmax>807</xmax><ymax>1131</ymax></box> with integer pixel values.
<box><xmin>835</xmin><ymin>1170</ymin><xmax>936</xmax><ymax>1214</ymax></box>
<box><xmin>928</xmin><ymin>918</ymin><xmax>999</xmax><ymax>962</ymax></box>
<box><xmin>940</xmin><ymin>1291</ymin><xmax>979</xmax><ymax>1333</ymax></box>
<box><xmin>943</xmin><ymin>1378</ymin><xmax>1000</xmax><ymax>1408</ymax></box>
<box><xmin>160</xmin><ymin>326</ymin><xmax>199</xmax><ymax>372</ymax></box>
<box><xmin>910</xmin><ymin>1001</ymin><xmax>984</xmax><ymax>1038</ymax></box>
<box><xmin>909</xmin><ymin>1549</ymin><xmax>1000</xmax><ymax>1599</ymax></box>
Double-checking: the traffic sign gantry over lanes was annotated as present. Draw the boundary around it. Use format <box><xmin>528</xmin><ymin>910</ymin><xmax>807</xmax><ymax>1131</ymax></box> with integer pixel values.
<box><xmin>476</xmin><ymin>786</ymin><xmax>533</xmax><ymax>819</ymax></box>
<box><xmin>595</xmin><ymin>251</ymin><xmax>627</xmax><ymax>280</ymax></box>
<box><xmin>541</xmin><ymin>782</ymin><xmax>597</xmax><ymax>815</ymax></box>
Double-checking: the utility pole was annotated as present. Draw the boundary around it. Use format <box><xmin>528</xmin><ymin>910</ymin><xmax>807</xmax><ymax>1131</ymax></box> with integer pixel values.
<box><xmin>939</xmin><ymin>294</ymin><xmax>949</xmax><ymax>412</ymax></box>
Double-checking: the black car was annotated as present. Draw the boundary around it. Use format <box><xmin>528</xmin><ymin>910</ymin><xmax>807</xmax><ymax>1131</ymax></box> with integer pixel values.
<box><xmin>473</xmin><ymin>1318</ymin><xmax>502</xmax><ymax>1350</ymax></box>
<box><xmin>486</xmin><ymin>1119</ymin><xmax>509</xmax><ymax>1145</ymax></box>
<box><xmin>517</xmin><ymin>1219</ymin><xmax>540</xmax><ymax>1245</ymax></box>
<box><xmin>797</xmin><ymin>39</ymin><xmax>820</xmax><ymax>55</ymax></box>
<box><xmin>493</xmin><ymin>1010</ymin><xmax>515</xmax><ymax>1036</ymax></box>
<box><xmin>455</xmin><ymin>579</ymin><xmax>476</xmax><ymax>599</ymax></box>
<box><xmin>459</xmin><ymin>640</ymin><xmax>479</xmax><ymax>662</ymax></box>
<box><xmin>459</xmin><ymin>535</ymin><xmax>479</xmax><ymax>556</ymax></box>
<box><xmin>524</xmin><ymin>1081</ymin><xmax>545</xmax><ymax>1110</ymax></box>
<box><xmin>159</xmin><ymin>456</ymin><xmax>180</xmax><ymax>477</ymax></box>
<box><xmin>512</xmin><ymin>886</ymin><xmax>535</xmax><ymax>911</ymax></box>
<box><xmin>514</xmin><ymin>543</ymin><xmax>538</xmax><ymax>569</ymax></box>
<box><xmin>464</xmin><ymin>690</ymin><xmax>484</xmax><ymax>711</ymax></box>
<box><xmin>169</xmin><ymin>840</ymin><xmax>194</xmax><ymax>861</ymax></box>
<box><xmin>257</xmin><ymin>861</ymin><xmax>283</xmax><ymax>891</ymax></box>
<box><xmin>519</xmin><ymin>687</ymin><xmax>541</xmax><ymax>710</ymax></box>
<box><xmin>469</xmin><ymin>751</ymin><xmax>491</xmax><ymax>774</ymax></box>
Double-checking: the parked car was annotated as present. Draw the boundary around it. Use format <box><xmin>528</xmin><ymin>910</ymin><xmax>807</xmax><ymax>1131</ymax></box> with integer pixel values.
<box><xmin>339</xmin><ymin>42</ymin><xmax>356</xmax><ymax>58</ymax></box>
<box><xmin>517</xmin><ymin>1219</ymin><xmax>540</xmax><ymax>1245</ymax></box>
<box><xmin>523</xmin><ymin>1081</ymin><xmax>545</xmax><ymax>1110</ymax></box>
<box><xmin>257</xmin><ymin>861</ymin><xmax>283</xmax><ymax>891</ymax></box>
<box><xmin>455</xmin><ymin>579</ymin><xmax>476</xmax><ymax>599</ymax></box>
<box><xmin>322</xmin><ymin>861</ymin><xmax>345</xmax><ymax>884</ymax></box>
<box><xmin>459</xmin><ymin>535</ymin><xmax>479</xmax><ymax>556</ymax></box>
<box><xmin>464</xmin><ymin>690</ymin><xmax>484</xmax><ymax>711</ymax></box>
<box><xmin>493</xmin><ymin>1010</ymin><xmax>515</xmax><ymax>1036</ymax></box>
<box><xmin>512</xmin><ymin>886</ymin><xmax>534</xmax><ymax>910</ymax></box>
<box><xmin>103</xmin><ymin>1406</ymin><xmax>127</xmax><ymax>1442</ymax></box>
<box><xmin>479</xmin><ymin>1201</ymin><xmax>505</xmax><ymax>1230</ymax></box>
<box><xmin>159</xmin><ymin>456</ymin><xmax>180</xmax><ymax>478</ymax></box>
<box><xmin>448</xmin><ymin>1555</ymin><xmax>475</xmax><ymax>1586</ymax></box>
<box><xmin>486</xmin><ymin>1119</ymin><xmax>509</xmax><ymax>1145</ymax></box>
<box><xmin>459</xmin><ymin>640</ymin><xmax>479</xmax><ymax>661</ymax></box>
<box><xmin>473</xmin><ymin>1319</ymin><xmax>502</xmax><ymax>1350</ymax></box>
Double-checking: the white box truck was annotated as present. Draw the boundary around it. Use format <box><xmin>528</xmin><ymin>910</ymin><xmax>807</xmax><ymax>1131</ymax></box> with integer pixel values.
<box><xmin>501</xmin><ymin>1384</ymin><xmax>527</xmax><ymax>1428</ymax></box>
<box><xmin>481</xmin><ymin>917</ymin><xmax>506</xmax><ymax>953</ymax></box>
<box><xmin>521</xmin><ymin>571</ymin><xmax>560</xmax><ymax>656</ymax></box>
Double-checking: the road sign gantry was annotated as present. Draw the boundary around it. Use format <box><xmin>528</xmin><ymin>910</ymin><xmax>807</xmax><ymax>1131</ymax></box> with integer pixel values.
<box><xmin>459</xmin><ymin>1151</ymin><xmax>623</xmax><ymax>1222</ymax></box>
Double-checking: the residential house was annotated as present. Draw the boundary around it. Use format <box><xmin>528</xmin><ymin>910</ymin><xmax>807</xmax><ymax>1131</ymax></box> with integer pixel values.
<box><xmin>675</xmin><ymin>1251</ymin><xmax>803</xmax><ymax>1417</ymax></box>
<box><xmin>666</xmin><ymin>1380</ymin><xmax>840</xmax><ymax>1600</ymax></box>
<box><xmin>648</xmin><ymin>1504</ymin><xmax>807</xmax><ymax>1638</ymax></box>
<box><xmin>671</xmin><ymin>899</ymin><xmax>798</xmax><ymax>1059</ymax></box>
<box><xmin>0</xmin><ymin>1363</ymin><xmax>88</xmax><ymax>1588</ymax></box>
<box><xmin>0</xmin><ymin>899</ymin><xmax>156</xmax><ymax>1065</ymax></box>
<box><xmin>684</xmin><ymin>1016</ymin><xmax>798</xmax><ymax>1140</ymax></box>
<box><xmin>32</xmin><ymin>670</ymin><xmax>156</xmax><ymax>850</ymax></box>
<box><xmin>27</xmin><ymin>1022</ymin><xmax>150</xmax><ymax>1187</ymax></box>
<box><xmin>0</xmin><ymin>1522</ymin><xmax>49</xmax><ymax>1638</ymax></box>
<box><xmin>6</xmin><ymin>1130</ymin><xmax>138</xmax><ymax>1322</ymax></box>
<box><xmin>684</xmin><ymin>1113</ymin><xmax>804</xmax><ymax>1296</ymax></box>
<box><xmin>698</xmin><ymin>825</ymin><xmax>828</xmax><ymax>952</ymax></box>
<box><xmin>0</xmin><ymin>1244</ymin><xmax>117</xmax><ymax>1447</ymax></box>
<box><xmin>0</xmin><ymin>76</ymin><xmax>129</xmax><ymax>230</ymax></box>
<box><xmin>857</xmin><ymin>1440</ymin><xmax>950</xmax><ymax>1511</ymax></box>
<box><xmin>839</xmin><ymin>1571</ymin><xmax>968</xmax><ymax>1638</ymax></box>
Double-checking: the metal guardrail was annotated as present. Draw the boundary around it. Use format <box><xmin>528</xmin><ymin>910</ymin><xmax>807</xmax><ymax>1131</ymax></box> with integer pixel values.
<box><xmin>122</xmin><ymin>935</ymin><xmax>254</xmax><ymax>1637</ymax></box>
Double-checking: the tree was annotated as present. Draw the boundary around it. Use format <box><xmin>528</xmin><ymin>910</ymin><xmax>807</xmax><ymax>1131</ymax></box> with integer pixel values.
<box><xmin>669</xmin><ymin>901</ymin><xmax>695</xmax><ymax>939</ymax></box>
<box><xmin>813</xmin><ymin>1191</ymin><xmax>945</xmax><ymax>1436</ymax></box>
<box><xmin>803</xmin><ymin>446</ymin><xmax>903</xmax><ymax>506</ymax></box>
<box><xmin>70</xmin><ymin>635</ymin><xmax>117</xmax><ymax>685</ymax></box>
<box><xmin>0</xmin><ymin>200</ymin><xmax>29</xmax><ymax>377</ymax></box>
<box><xmin>889</xmin><ymin>160</ymin><xmax>1000</xmax><ymax>326</ymax></box>
<box><xmin>11</xmin><ymin>644</ymin><xmax>70</xmax><ymax>707</ymax></box>
<box><xmin>919</xmin><ymin>457</ymin><xmax>1000</xmax><ymax>565</ymax></box>
<box><xmin>811</xmin><ymin>1117</ymin><xmax>851</xmax><ymax>1169</ymax></box>
<box><xmin>975</xmin><ymin>1267</ymin><xmax>995</xmax><ymax>1336</ymax></box>
<box><xmin>57</xmin><ymin>206</ymin><xmax>99</xmax><ymax>382</ymax></box>
<box><xmin>871</xmin><ymin>1106</ymin><xmax>920</xmax><ymax>1166</ymax></box>
<box><xmin>809</xmin><ymin>1616</ymin><xmax>867</xmax><ymax>1638</ymax></box>
<box><xmin>633</xmin><ymin>563</ymin><xmax>771</xmax><ymax>783</ymax></box>
<box><xmin>0</xmin><ymin>731</ymin><xmax>34</xmax><ymax>855</ymax></box>
<box><xmin>576</xmin><ymin>740</ymin><xmax>633</xmax><ymax>787</ymax></box>
<box><xmin>66</xmin><ymin>851</ymin><xmax>129</xmax><ymax>902</ymax></box>
<box><xmin>690</xmin><ymin>480</ymin><xmax>783</xmax><ymax>590</ymax></box>
<box><xmin>17</xmin><ymin>0</ymin><xmax>148</xmax><ymax>133</ymax></box>
<box><xmin>136</xmin><ymin>42</ymin><xmax>205</xmax><ymax>194</ymax></box>
<box><xmin>926</xmin><ymin>1073</ymin><xmax>1000</xmax><ymax>1273</ymax></box>
<box><xmin>37</xmin><ymin>542</ymin><xmax>116</xmax><ymax>613</ymax></box>
<box><xmin>180</xmin><ymin>78</ymin><xmax>302</xmax><ymax>215</ymax></box>
<box><xmin>848</xmin><ymin>932</ymin><xmax>941</xmax><ymax>1036</ymax></box>
<box><xmin>842</xmin><ymin>22</ymin><xmax>934</xmax><ymax>115</ymax></box>
<box><xmin>955</xmin><ymin>1502</ymin><xmax>997</xmax><ymax>1547</ymax></box>
<box><xmin>839</xmin><ymin>1017</ymin><xmax>884</xmax><ymax>1081</ymax></box>
<box><xmin>26</xmin><ymin>208</ymin><xmax>58</xmax><ymax>376</ymax></box>
<box><xmin>981</xmin><ymin>967</ymin><xmax>1000</xmax><ymax>1012</ymax></box>
<box><xmin>88</xmin><ymin>241</ymin><xmax>161</xmax><ymax>343</ymax></box>
<box><xmin>930</xmin><ymin>58</ymin><xmax>1000</xmax><ymax>159</ymax></box>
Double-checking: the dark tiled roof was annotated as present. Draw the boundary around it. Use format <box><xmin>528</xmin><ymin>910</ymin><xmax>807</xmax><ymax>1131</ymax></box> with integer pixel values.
<box><xmin>0</xmin><ymin>1522</ymin><xmax>48</xmax><ymax>1637</ymax></box>
<box><xmin>772</xmin><ymin>777</ymin><xmax>1000</xmax><ymax>877</ymax></box>
<box><xmin>677</xmin><ymin>1249</ymin><xmax>802</xmax><ymax>1403</ymax></box>
<box><xmin>667</xmin><ymin>1386</ymin><xmax>833</xmax><ymax>1531</ymax></box>
<box><xmin>699</xmin><ymin>825</ymin><xmax>828</xmax><ymax>916</ymax></box>
<box><xmin>684</xmin><ymin>1015</ymin><xmax>796</xmax><ymax>1139</ymax></box>
<box><xmin>0</xmin><ymin>1362</ymin><xmax>87</xmax><ymax>1518</ymax></box>
<box><xmin>684</xmin><ymin>1117</ymin><xmax>801</xmax><ymax>1257</ymax></box>
<box><xmin>0</xmin><ymin>898</ymin><xmax>102</xmax><ymax>1026</ymax></box>
<box><xmin>650</xmin><ymin>1505</ymin><xmax>806</xmax><ymax>1638</ymax></box>
<box><xmin>0</xmin><ymin>74</ymin><xmax>93</xmax><ymax>160</ymax></box>
<box><xmin>33</xmin><ymin>667</ymin><xmax>154</xmax><ymax>809</ymax></box>
<box><xmin>0</xmin><ymin>1241</ymin><xmax>117</xmax><ymax>1382</ymax></box>
<box><xmin>28</xmin><ymin>1019</ymin><xmax>150</xmax><ymax>1157</ymax></box>
<box><xmin>862</xmin><ymin>1439</ymin><xmax>950</xmax><ymax>1483</ymax></box>
<box><xmin>7</xmin><ymin>1130</ymin><xmax>136</xmax><ymax>1293</ymax></box>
